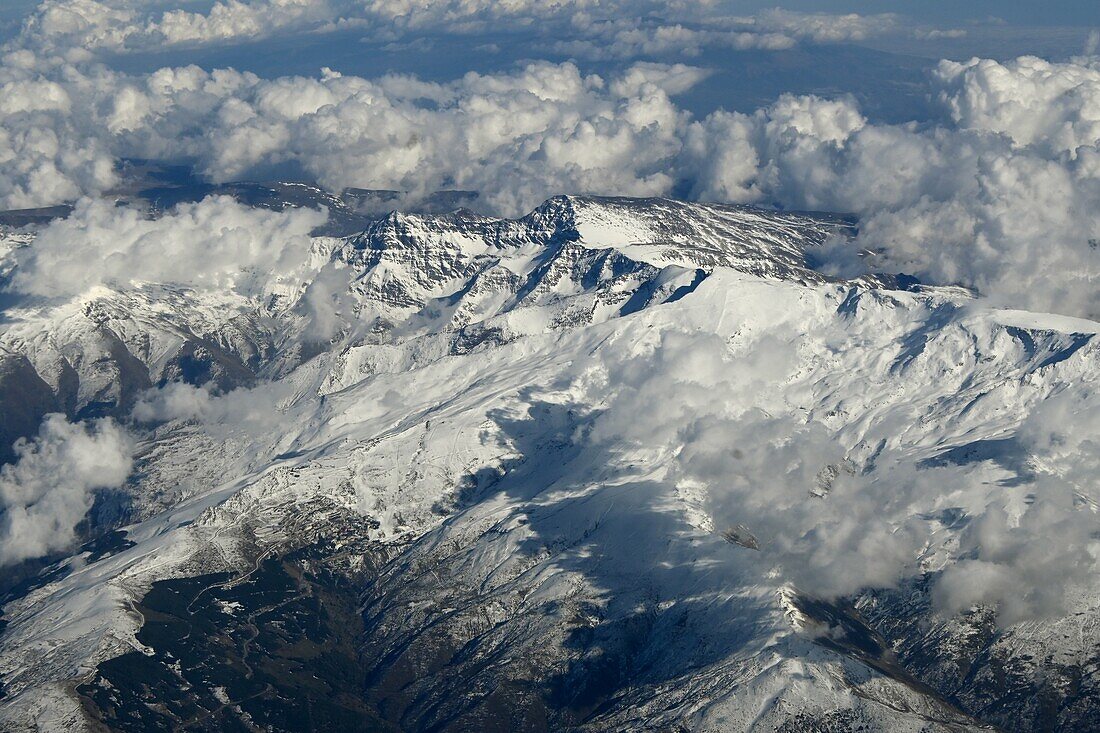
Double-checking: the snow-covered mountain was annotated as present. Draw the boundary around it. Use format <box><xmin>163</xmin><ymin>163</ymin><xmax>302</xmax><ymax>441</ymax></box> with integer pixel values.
<box><xmin>0</xmin><ymin>192</ymin><xmax>1096</xmax><ymax>732</ymax></box>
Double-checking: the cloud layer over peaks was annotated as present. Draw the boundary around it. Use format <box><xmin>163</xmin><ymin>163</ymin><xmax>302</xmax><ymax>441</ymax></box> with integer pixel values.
<box><xmin>586</xmin><ymin>327</ymin><xmax>1099</xmax><ymax>622</ymax></box>
<box><xmin>0</xmin><ymin>6</ymin><xmax>1096</xmax><ymax>316</ymax></box>
<box><xmin>9</xmin><ymin>195</ymin><xmax>325</xmax><ymax>298</ymax></box>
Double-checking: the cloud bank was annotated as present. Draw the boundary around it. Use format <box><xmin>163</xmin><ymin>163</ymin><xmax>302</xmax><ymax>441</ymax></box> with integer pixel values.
<box><xmin>0</xmin><ymin>414</ymin><xmax>132</xmax><ymax>566</ymax></box>
<box><xmin>683</xmin><ymin>67</ymin><xmax>1100</xmax><ymax>317</ymax></box>
<box><xmin>9</xmin><ymin>195</ymin><xmax>325</xmax><ymax>298</ymax></box>
<box><xmin>0</xmin><ymin>43</ymin><xmax>1097</xmax><ymax>315</ymax></box>
<box><xmin>11</xmin><ymin>1</ymin><xmax>919</xmax><ymax>58</ymax></box>
<box><xmin>587</xmin><ymin>329</ymin><xmax>1099</xmax><ymax>623</ymax></box>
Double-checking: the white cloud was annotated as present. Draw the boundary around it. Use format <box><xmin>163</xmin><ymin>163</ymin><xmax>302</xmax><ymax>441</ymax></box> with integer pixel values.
<box><xmin>587</xmin><ymin>329</ymin><xmax>925</xmax><ymax>600</ymax></box>
<box><xmin>916</xmin><ymin>28</ymin><xmax>966</xmax><ymax>41</ymax></box>
<box><xmin>745</xmin><ymin>8</ymin><xmax>901</xmax><ymax>44</ymax></box>
<box><xmin>0</xmin><ymin>56</ymin><xmax>118</xmax><ymax>208</ymax></box>
<box><xmin>587</xmin><ymin>328</ymin><xmax>1099</xmax><ymax>620</ymax></box>
<box><xmin>9</xmin><ymin>195</ymin><xmax>326</xmax><ymax>298</ymax></box>
<box><xmin>0</xmin><ymin>57</ymin><xmax>704</xmax><ymax>214</ymax></box>
<box><xmin>130</xmin><ymin>375</ymin><xmax>306</xmax><ymax>443</ymax></box>
<box><xmin>0</xmin><ymin>414</ymin><xmax>132</xmax><ymax>566</ymax></box>
<box><xmin>146</xmin><ymin>0</ymin><xmax>338</xmax><ymax>46</ymax></box>
<box><xmin>131</xmin><ymin>382</ymin><xmax>213</xmax><ymax>423</ymax></box>
<box><xmin>931</xmin><ymin>387</ymin><xmax>1099</xmax><ymax>622</ymax></box>
<box><xmin>936</xmin><ymin>55</ymin><xmax>1100</xmax><ymax>155</ymax></box>
<box><xmin>682</xmin><ymin>84</ymin><xmax>1100</xmax><ymax>318</ymax></box>
<box><xmin>15</xmin><ymin>0</ymin><xmax>335</xmax><ymax>55</ymax></box>
<box><xmin>17</xmin><ymin>0</ymin><xmax>138</xmax><ymax>56</ymax></box>
<box><xmin>11</xmin><ymin>0</ymin><xmax>633</xmax><ymax>53</ymax></box>
<box><xmin>165</xmin><ymin>61</ymin><xmax>699</xmax><ymax>215</ymax></box>
<box><xmin>552</xmin><ymin>18</ymin><xmax>797</xmax><ymax>60</ymax></box>
<box><xmin>548</xmin><ymin>8</ymin><xmax>942</xmax><ymax>61</ymax></box>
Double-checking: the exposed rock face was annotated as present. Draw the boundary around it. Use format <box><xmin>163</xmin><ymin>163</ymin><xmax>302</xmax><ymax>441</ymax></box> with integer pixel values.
<box><xmin>0</xmin><ymin>352</ymin><xmax>58</xmax><ymax>464</ymax></box>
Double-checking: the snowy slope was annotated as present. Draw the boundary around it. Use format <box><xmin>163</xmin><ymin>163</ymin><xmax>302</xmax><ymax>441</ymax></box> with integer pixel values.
<box><xmin>0</xmin><ymin>195</ymin><xmax>1096</xmax><ymax>732</ymax></box>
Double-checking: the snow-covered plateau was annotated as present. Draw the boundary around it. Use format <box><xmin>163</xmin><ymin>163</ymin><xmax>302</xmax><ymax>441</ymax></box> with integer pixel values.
<box><xmin>0</xmin><ymin>191</ymin><xmax>1096</xmax><ymax>731</ymax></box>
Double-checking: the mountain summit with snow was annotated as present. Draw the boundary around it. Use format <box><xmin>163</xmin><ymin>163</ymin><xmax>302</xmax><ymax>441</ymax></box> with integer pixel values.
<box><xmin>0</xmin><ymin>191</ymin><xmax>1097</xmax><ymax>732</ymax></box>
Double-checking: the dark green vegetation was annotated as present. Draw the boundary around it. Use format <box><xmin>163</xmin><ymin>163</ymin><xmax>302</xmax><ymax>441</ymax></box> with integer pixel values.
<box><xmin>78</xmin><ymin>541</ymin><xmax>395</xmax><ymax>733</ymax></box>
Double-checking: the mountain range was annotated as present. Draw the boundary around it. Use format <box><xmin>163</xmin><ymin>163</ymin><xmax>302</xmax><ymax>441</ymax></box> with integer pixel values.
<box><xmin>0</xmin><ymin>189</ymin><xmax>1097</xmax><ymax>732</ymax></box>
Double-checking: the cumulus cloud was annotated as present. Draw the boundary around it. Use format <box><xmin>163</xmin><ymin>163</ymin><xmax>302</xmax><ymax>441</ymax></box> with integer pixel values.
<box><xmin>139</xmin><ymin>0</ymin><xmax>340</xmax><ymax>47</ymax></box>
<box><xmin>0</xmin><ymin>414</ymin><xmax>132</xmax><ymax>565</ymax></box>
<box><xmin>300</xmin><ymin>259</ymin><xmax>357</xmax><ymax>340</ymax></box>
<box><xmin>681</xmin><ymin>74</ymin><xmax>1100</xmax><ymax>317</ymax></box>
<box><xmin>587</xmin><ymin>329</ymin><xmax>925</xmax><ymax>599</ymax></box>
<box><xmin>586</xmin><ymin>329</ymin><xmax>1098</xmax><ymax>621</ymax></box>
<box><xmin>87</xmin><ymin>60</ymin><xmax>699</xmax><ymax>215</ymax></box>
<box><xmin>8</xmin><ymin>195</ymin><xmax>326</xmax><ymax>298</ymax></box>
<box><xmin>929</xmin><ymin>387</ymin><xmax>1099</xmax><ymax>622</ymax></box>
<box><xmin>131</xmin><ymin>381</ymin><xmax>214</xmax><ymax>423</ymax></box>
<box><xmin>129</xmin><ymin>376</ymin><xmax>305</xmax><ymax>453</ymax></box>
<box><xmin>15</xmin><ymin>0</ymin><xmax>335</xmax><ymax>54</ymax></box>
<box><xmin>0</xmin><ymin>57</ymin><xmax>704</xmax><ymax>214</ymax></box>
<box><xmin>743</xmin><ymin>8</ymin><xmax>901</xmax><ymax>44</ymax></box>
<box><xmin>547</xmin><ymin>7</ymin><xmax>963</xmax><ymax>60</ymax></box>
<box><xmin>16</xmin><ymin>0</ymin><xmax>138</xmax><ymax>56</ymax></box>
<box><xmin>936</xmin><ymin>55</ymin><xmax>1100</xmax><ymax>155</ymax></box>
<box><xmin>130</xmin><ymin>347</ymin><xmax>347</xmax><ymax>432</ymax></box>
<box><xmin>0</xmin><ymin>56</ymin><xmax>118</xmax><ymax>208</ymax></box>
<box><xmin>1015</xmin><ymin>388</ymin><xmax>1100</xmax><ymax>500</ymax></box>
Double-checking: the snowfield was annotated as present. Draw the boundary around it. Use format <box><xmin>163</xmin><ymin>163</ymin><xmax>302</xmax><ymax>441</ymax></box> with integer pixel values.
<box><xmin>0</xmin><ymin>194</ymin><xmax>1096</xmax><ymax>731</ymax></box>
